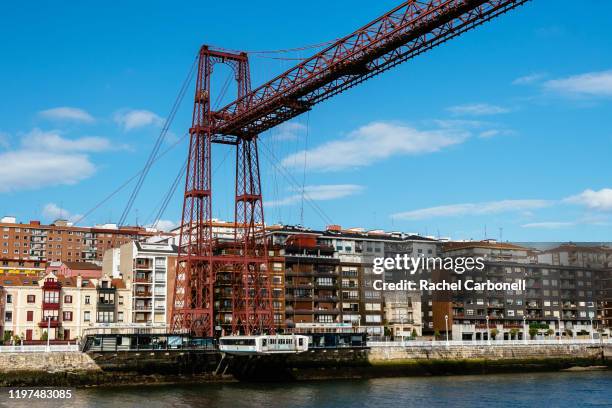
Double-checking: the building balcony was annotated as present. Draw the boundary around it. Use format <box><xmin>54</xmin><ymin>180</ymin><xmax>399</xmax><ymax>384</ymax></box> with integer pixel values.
<box><xmin>289</xmin><ymin>295</ymin><xmax>313</xmax><ymax>301</ymax></box>
<box><xmin>42</xmin><ymin>301</ymin><xmax>60</xmax><ymax>310</ymax></box>
<box><xmin>291</xmin><ymin>309</ymin><xmax>315</xmax><ymax>314</ymax></box>
<box><xmin>134</xmin><ymin>277</ymin><xmax>152</xmax><ymax>283</ymax></box>
<box><xmin>134</xmin><ymin>305</ymin><xmax>152</xmax><ymax>311</ymax></box>
<box><xmin>313</xmin><ymin>308</ymin><xmax>340</xmax><ymax>314</ymax></box>
<box><xmin>315</xmin><ymin>295</ymin><xmax>338</xmax><ymax>302</ymax></box>
<box><xmin>285</xmin><ymin>283</ymin><xmax>313</xmax><ymax>288</ymax></box>
<box><xmin>134</xmin><ymin>291</ymin><xmax>153</xmax><ymax>297</ymax></box>
<box><xmin>38</xmin><ymin>318</ymin><xmax>60</xmax><ymax>328</ymax></box>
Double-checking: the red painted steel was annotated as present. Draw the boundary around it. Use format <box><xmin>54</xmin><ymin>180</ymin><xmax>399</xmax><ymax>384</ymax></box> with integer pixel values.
<box><xmin>171</xmin><ymin>0</ymin><xmax>528</xmax><ymax>337</ymax></box>
<box><xmin>171</xmin><ymin>48</ymin><xmax>273</xmax><ymax>336</ymax></box>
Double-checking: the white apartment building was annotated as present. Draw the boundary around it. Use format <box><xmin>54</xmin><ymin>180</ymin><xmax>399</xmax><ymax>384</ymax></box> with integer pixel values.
<box><xmin>103</xmin><ymin>241</ymin><xmax>176</xmax><ymax>327</ymax></box>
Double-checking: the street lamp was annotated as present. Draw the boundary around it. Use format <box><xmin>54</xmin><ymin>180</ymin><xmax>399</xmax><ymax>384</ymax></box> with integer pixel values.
<box><xmin>590</xmin><ymin>317</ymin><xmax>594</xmax><ymax>343</ymax></box>
<box><xmin>522</xmin><ymin>315</ymin><xmax>527</xmax><ymax>344</ymax></box>
<box><xmin>444</xmin><ymin>314</ymin><xmax>449</xmax><ymax>347</ymax></box>
<box><xmin>557</xmin><ymin>315</ymin><xmax>561</xmax><ymax>344</ymax></box>
<box><xmin>486</xmin><ymin>315</ymin><xmax>490</xmax><ymax>345</ymax></box>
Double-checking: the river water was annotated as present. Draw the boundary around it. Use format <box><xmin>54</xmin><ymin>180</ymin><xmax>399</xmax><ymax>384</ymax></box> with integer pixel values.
<box><xmin>1</xmin><ymin>371</ymin><xmax>610</xmax><ymax>408</ymax></box>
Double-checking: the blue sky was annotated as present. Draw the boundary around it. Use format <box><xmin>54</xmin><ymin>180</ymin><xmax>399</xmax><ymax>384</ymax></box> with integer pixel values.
<box><xmin>0</xmin><ymin>0</ymin><xmax>611</xmax><ymax>241</ymax></box>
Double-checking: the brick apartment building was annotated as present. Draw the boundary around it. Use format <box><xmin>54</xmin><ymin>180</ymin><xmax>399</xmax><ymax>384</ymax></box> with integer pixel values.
<box><xmin>0</xmin><ymin>216</ymin><xmax>154</xmax><ymax>267</ymax></box>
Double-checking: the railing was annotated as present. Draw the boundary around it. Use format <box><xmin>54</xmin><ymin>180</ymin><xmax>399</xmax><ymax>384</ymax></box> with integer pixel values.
<box><xmin>367</xmin><ymin>338</ymin><xmax>612</xmax><ymax>348</ymax></box>
<box><xmin>0</xmin><ymin>344</ymin><xmax>79</xmax><ymax>353</ymax></box>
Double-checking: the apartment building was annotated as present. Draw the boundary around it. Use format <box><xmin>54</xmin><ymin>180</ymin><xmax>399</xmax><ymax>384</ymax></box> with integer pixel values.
<box><xmin>604</xmin><ymin>269</ymin><xmax>612</xmax><ymax>328</ymax></box>
<box><xmin>538</xmin><ymin>243</ymin><xmax>612</xmax><ymax>330</ymax></box>
<box><xmin>0</xmin><ymin>258</ymin><xmax>46</xmax><ymax>276</ymax></box>
<box><xmin>0</xmin><ymin>272</ymin><xmax>129</xmax><ymax>341</ymax></box>
<box><xmin>383</xmin><ymin>290</ymin><xmax>422</xmax><ymax>338</ymax></box>
<box><xmin>267</xmin><ymin>225</ymin><xmax>436</xmax><ymax>336</ymax></box>
<box><xmin>103</xmin><ymin>241</ymin><xmax>176</xmax><ymax>326</ymax></box>
<box><xmin>0</xmin><ymin>216</ymin><xmax>154</xmax><ymax>266</ymax></box>
<box><xmin>428</xmin><ymin>241</ymin><xmax>610</xmax><ymax>340</ymax></box>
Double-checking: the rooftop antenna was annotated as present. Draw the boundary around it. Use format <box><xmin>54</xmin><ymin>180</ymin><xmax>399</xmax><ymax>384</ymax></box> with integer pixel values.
<box><xmin>499</xmin><ymin>227</ymin><xmax>503</xmax><ymax>242</ymax></box>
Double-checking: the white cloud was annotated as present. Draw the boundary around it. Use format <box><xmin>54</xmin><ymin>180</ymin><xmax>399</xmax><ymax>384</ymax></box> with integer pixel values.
<box><xmin>512</xmin><ymin>73</ymin><xmax>546</xmax><ymax>85</ymax></box>
<box><xmin>266</xmin><ymin>184</ymin><xmax>363</xmax><ymax>207</ymax></box>
<box><xmin>392</xmin><ymin>200</ymin><xmax>552</xmax><ymax>221</ymax></box>
<box><xmin>21</xmin><ymin>128</ymin><xmax>113</xmax><ymax>152</ymax></box>
<box><xmin>564</xmin><ymin>188</ymin><xmax>612</xmax><ymax>211</ymax></box>
<box><xmin>280</xmin><ymin>121</ymin><xmax>468</xmax><ymax>172</ymax></box>
<box><xmin>521</xmin><ymin>221</ymin><xmax>575</xmax><ymax>229</ymax></box>
<box><xmin>114</xmin><ymin>109</ymin><xmax>164</xmax><ymax>131</ymax></box>
<box><xmin>0</xmin><ymin>129</ymin><xmax>114</xmax><ymax>193</ymax></box>
<box><xmin>447</xmin><ymin>103</ymin><xmax>510</xmax><ymax>116</ymax></box>
<box><xmin>270</xmin><ymin>122</ymin><xmax>306</xmax><ymax>141</ymax></box>
<box><xmin>42</xmin><ymin>203</ymin><xmax>82</xmax><ymax>222</ymax></box>
<box><xmin>544</xmin><ymin>70</ymin><xmax>612</xmax><ymax>96</ymax></box>
<box><xmin>479</xmin><ymin>129</ymin><xmax>500</xmax><ymax>138</ymax></box>
<box><xmin>152</xmin><ymin>220</ymin><xmax>178</xmax><ymax>232</ymax></box>
<box><xmin>39</xmin><ymin>107</ymin><xmax>95</xmax><ymax>123</ymax></box>
<box><xmin>0</xmin><ymin>150</ymin><xmax>95</xmax><ymax>193</ymax></box>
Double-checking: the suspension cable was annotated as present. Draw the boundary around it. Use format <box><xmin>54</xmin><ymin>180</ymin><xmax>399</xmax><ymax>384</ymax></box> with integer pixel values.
<box><xmin>259</xmin><ymin>139</ymin><xmax>333</xmax><ymax>226</ymax></box>
<box><xmin>118</xmin><ymin>55</ymin><xmax>198</xmax><ymax>226</ymax></box>
<box><xmin>73</xmin><ymin>132</ymin><xmax>188</xmax><ymax>226</ymax></box>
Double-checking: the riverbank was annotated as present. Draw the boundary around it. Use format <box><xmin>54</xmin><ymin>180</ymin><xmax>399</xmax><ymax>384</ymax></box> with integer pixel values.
<box><xmin>0</xmin><ymin>344</ymin><xmax>609</xmax><ymax>386</ymax></box>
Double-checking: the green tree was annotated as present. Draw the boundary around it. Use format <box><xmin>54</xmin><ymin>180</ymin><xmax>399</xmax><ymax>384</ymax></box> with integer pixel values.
<box><xmin>510</xmin><ymin>328</ymin><xmax>519</xmax><ymax>339</ymax></box>
<box><xmin>529</xmin><ymin>327</ymin><xmax>538</xmax><ymax>340</ymax></box>
<box><xmin>565</xmin><ymin>329</ymin><xmax>573</xmax><ymax>337</ymax></box>
<box><xmin>41</xmin><ymin>331</ymin><xmax>48</xmax><ymax>341</ymax></box>
<box><xmin>2</xmin><ymin>331</ymin><xmax>12</xmax><ymax>344</ymax></box>
<box><xmin>490</xmin><ymin>328</ymin><xmax>499</xmax><ymax>340</ymax></box>
<box><xmin>434</xmin><ymin>330</ymin><xmax>440</xmax><ymax>340</ymax></box>
<box><xmin>545</xmin><ymin>329</ymin><xmax>554</xmax><ymax>337</ymax></box>
<box><xmin>411</xmin><ymin>328</ymin><xmax>417</xmax><ymax>339</ymax></box>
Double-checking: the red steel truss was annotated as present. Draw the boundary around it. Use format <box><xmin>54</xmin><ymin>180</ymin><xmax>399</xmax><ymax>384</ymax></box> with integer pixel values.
<box><xmin>172</xmin><ymin>0</ymin><xmax>528</xmax><ymax>337</ymax></box>
<box><xmin>171</xmin><ymin>48</ymin><xmax>274</xmax><ymax>337</ymax></box>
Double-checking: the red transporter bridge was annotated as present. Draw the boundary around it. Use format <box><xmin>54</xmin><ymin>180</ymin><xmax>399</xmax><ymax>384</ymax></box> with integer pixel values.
<box><xmin>171</xmin><ymin>0</ymin><xmax>530</xmax><ymax>337</ymax></box>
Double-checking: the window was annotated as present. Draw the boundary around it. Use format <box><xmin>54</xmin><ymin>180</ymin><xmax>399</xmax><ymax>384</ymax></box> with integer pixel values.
<box><xmin>365</xmin><ymin>303</ymin><xmax>381</xmax><ymax>311</ymax></box>
<box><xmin>26</xmin><ymin>311</ymin><xmax>34</xmax><ymax>321</ymax></box>
<box><xmin>27</xmin><ymin>294</ymin><xmax>35</xmax><ymax>303</ymax></box>
<box><xmin>6</xmin><ymin>294</ymin><xmax>12</xmax><ymax>304</ymax></box>
<box><xmin>96</xmin><ymin>311</ymin><xmax>114</xmax><ymax>323</ymax></box>
<box><xmin>317</xmin><ymin>315</ymin><xmax>334</xmax><ymax>323</ymax></box>
<box><xmin>43</xmin><ymin>291</ymin><xmax>59</xmax><ymax>304</ymax></box>
<box><xmin>117</xmin><ymin>312</ymin><xmax>124</xmax><ymax>322</ymax></box>
<box><xmin>317</xmin><ymin>277</ymin><xmax>333</xmax><ymax>286</ymax></box>
<box><xmin>64</xmin><ymin>295</ymin><xmax>72</xmax><ymax>303</ymax></box>
<box><xmin>63</xmin><ymin>311</ymin><xmax>73</xmax><ymax>321</ymax></box>
<box><xmin>84</xmin><ymin>311</ymin><xmax>91</xmax><ymax>322</ymax></box>
<box><xmin>118</xmin><ymin>296</ymin><xmax>124</xmax><ymax>305</ymax></box>
<box><xmin>365</xmin><ymin>315</ymin><xmax>381</xmax><ymax>323</ymax></box>
<box><xmin>85</xmin><ymin>296</ymin><xmax>90</xmax><ymax>305</ymax></box>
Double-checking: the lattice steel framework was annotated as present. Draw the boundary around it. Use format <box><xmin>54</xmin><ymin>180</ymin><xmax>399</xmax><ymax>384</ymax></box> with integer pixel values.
<box><xmin>171</xmin><ymin>0</ymin><xmax>529</xmax><ymax>337</ymax></box>
<box><xmin>171</xmin><ymin>48</ymin><xmax>273</xmax><ymax>337</ymax></box>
